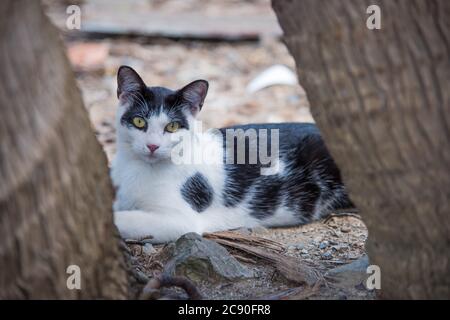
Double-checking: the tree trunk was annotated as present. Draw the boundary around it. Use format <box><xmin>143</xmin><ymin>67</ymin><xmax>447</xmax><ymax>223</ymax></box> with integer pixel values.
<box><xmin>0</xmin><ymin>0</ymin><xmax>131</xmax><ymax>299</ymax></box>
<box><xmin>272</xmin><ymin>0</ymin><xmax>450</xmax><ymax>299</ymax></box>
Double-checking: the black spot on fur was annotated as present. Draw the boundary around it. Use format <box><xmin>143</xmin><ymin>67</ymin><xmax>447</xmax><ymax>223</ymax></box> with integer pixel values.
<box><xmin>181</xmin><ymin>172</ymin><xmax>214</xmax><ymax>213</ymax></box>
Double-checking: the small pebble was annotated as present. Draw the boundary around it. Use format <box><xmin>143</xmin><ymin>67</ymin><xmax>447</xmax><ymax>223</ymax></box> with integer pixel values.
<box><xmin>301</xmin><ymin>248</ymin><xmax>309</xmax><ymax>254</ymax></box>
<box><xmin>287</xmin><ymin>243</ymin><xmax>305</xmax><ymax>250</ymax></box>
<box><xmin>322</xmin><ymin>251</ymin><xmax>333</xmax><ymax>260</ymax></box>
<box><xmin>143</xmin><ymin>243</ymin><xmax>156</xmax><ymax>255</ymax></box>
<box><xmin>319</xmin><ymin>241</ymin><xmax>329</xmax><ymax>249</ymax></box>
<box><xmin>341</xmin><ymin>226</ymin><xmax>351</xmax><ymax>233</ymax></box>
<box><xmin>250</xmin><ymin>226</ymin><xmax>268</xmax><ymax>235</ymax></box>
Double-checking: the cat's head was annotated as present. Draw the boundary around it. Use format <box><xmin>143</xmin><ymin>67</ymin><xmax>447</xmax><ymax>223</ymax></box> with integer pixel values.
<box><xmin>116</xmin><ymin>66</ymin><xmax>208</xmax><ymax>164</ymax></box>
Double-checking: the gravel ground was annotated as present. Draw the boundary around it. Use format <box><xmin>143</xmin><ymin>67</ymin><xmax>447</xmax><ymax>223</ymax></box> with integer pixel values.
<box><xmin>128</xmin><ymin>216</ymin><xmax>372</xmax><ymax>300</ymax></box>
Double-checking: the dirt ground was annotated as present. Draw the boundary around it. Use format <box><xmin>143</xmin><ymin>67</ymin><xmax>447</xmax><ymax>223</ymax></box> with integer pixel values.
<box><xmin>44</xmin><ymin>0</ymin><xmax>371</xmax><ymax>300</ymax></box>
<box><xmin>129</xmin><ymin>216</ymin><xmax>371</xmax><ymax>300</ymax></box>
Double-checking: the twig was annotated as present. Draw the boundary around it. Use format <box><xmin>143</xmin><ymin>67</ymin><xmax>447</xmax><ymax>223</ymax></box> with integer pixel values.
<box><xmin>286</xmin><ymin>280</ymin><xmax>322</xmax><ymax>300</ymax></box>
<box><xmin>323</xmin><ymin>212</ymin><xmax>362</xmax><ymax>224</ymax></box>
<box><xmin>233</xmin><ymin>254</ymin><xmax>257</xmax><ymax>264</ymax></box>
<box><xmin>140</xmin><ymin>275</ymin><xmax>203</xmax><ymax>300</ymax></box>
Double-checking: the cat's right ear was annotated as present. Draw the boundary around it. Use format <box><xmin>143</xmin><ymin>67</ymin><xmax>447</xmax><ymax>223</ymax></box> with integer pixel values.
<box><xmin>117</xmin><ymin>66</ymin><xmax>146</xmax><ymax>100</ymax></box>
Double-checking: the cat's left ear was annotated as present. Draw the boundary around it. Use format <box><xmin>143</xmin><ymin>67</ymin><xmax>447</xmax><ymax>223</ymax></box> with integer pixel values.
<box><xmin>117</xmin><ymin>65</ymin><xmax>146</xmax><ymax>99</ymax></box>
<box><xmin>178</xmin><ymin>80</ymin><xmax>209</xmax><ymax>116</ymax></box>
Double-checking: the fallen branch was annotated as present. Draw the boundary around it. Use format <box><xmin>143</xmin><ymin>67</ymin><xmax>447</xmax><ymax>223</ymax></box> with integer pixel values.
<box><xmin>140</xmin><ymin>275</ymin><xmax>203</xmax><ymax>300</ymax></box>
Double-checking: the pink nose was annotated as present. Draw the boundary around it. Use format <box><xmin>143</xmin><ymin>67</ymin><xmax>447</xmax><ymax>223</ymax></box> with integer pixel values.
<box><xmin>147</xmin><ymin>144</ymin><xmax>159</xmax><ymax>153</ymax></box>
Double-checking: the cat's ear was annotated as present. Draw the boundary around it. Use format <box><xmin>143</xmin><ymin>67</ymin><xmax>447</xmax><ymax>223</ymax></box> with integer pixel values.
<box><xmin>117</xmin><ymin>66</ymin><xmax>146</xmax><ymax>99</ymax></box>
<box><xmin>178</xmin><ymin>80</ymin><xmax>209</xmax><ymax>116</ymax></box>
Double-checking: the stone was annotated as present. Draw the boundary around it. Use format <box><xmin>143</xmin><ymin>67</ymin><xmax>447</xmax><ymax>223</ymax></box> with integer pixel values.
<box><xmin>287</xmin><ymin>243</ymin><xmax>305</xmax><ymax>250</ymax></box>
<box><xmin>322</xmin><ymin>251</ymin><xmax>333</xmax><ymax>260</ymax></box>
<box><xmin>319</xmin><ymin>241</ymin><xmax>329</xmax><ymax>249</ymax></box>
<box><xmin>331</xmin><ymin>244</ymin><xmax>349</xmax><ymax>252</ymax></box>
<box><xmin>250</xmin><ymin>226</ymin><xmax>268</xmax><ymax>235</ymax></box>
<box><xmin>142</xmin><ymin>243</ymin><xmax>156</xmax><ymax>255</ymax></box>
<box><xmin>340</xmin><ymin>226</ymin><xmax>351</xmax><ymax>233</ymax></box>
<box><xmin>163</xmin><ymin>233</ymin><xmax>254</xmax><ymax>283</ymax></box>
<box><xmin>325</xmin><ymin>255</ymin><xmax>370</xmax><ymax>289</ymax></box>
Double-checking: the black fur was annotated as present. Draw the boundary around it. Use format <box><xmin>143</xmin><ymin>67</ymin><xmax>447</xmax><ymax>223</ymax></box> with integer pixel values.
<box><xmin>220</xmin><ymin>123</ymin><xmax>353</xmax><ymax>221</ymax></box>
<box><xmin>120</xmin><ymin>86</ymin><xmax>190</xmax><ymax>130</ymax></box>
<box><xmin>181</xmin><ymin>172</ymin><xmax>214</xmax><ymax>213</ymax></box>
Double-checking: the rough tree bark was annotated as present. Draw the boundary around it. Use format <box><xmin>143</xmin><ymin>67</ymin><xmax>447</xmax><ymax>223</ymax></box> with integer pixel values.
<box><xmin>273</xmin><ymin>0</ymin><xmax>450</xmax><ymax>299</ymax></box>
<box><xmin>0</xmin><ymin>1</ymin><xmax>132</xmax><ymax>298</ymax></box>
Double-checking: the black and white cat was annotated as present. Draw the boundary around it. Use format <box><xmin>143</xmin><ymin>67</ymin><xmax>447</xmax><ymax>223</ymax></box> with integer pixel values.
<box><xmin>112</xmin><ymin>66</ymin><xmax>353</xmax><ymax>243</ymax></box>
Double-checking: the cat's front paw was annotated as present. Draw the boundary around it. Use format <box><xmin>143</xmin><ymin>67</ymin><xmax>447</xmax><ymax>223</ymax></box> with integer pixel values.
<box><xmin>114</xmin><ymin>209</ymin><xmax>202</xmax><ymax>244</ymax></box>
<box><xmin>124</xmin><ymin>235</ymin><xmax>154</xmax><ymax>245</ymax></box>
<box><xmin>114</xmin><ymin>210</ymin><xmax>154</xmax><ymax>241</ymax></box>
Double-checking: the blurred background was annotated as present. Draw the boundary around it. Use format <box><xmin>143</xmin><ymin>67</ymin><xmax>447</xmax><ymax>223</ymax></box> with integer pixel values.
<box><xmin>44</xmin><ymin>0</ymin><xmax>313</xmax><ymax>161</ymax></box>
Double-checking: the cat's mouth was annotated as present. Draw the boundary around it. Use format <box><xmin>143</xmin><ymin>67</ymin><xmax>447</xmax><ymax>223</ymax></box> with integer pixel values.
<box><xmin>143</xmin><ymin>152</ymin><xmax>166</xmax><ymax>164</ymax></box>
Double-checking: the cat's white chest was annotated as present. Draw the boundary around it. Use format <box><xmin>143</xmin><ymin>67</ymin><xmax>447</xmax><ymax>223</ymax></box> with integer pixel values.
<box><xmin>111</xmin><ymin>155</ymin><xmax>188</xmax><ymax>213</ymax></box>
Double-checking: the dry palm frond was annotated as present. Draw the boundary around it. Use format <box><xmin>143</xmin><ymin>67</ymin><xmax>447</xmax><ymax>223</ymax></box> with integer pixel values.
<box><xmin>204</xmin><ymin>230</ymin><xmax>285</xmax><ymax>253</ymax></box>
<box><xmin>204</xmin><ymin>230</ymin><xmax>323</xmax><ymax>286</ymax></box>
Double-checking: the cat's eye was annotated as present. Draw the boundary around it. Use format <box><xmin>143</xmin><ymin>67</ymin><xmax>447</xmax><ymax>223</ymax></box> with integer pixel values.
<box><xmin>165</xmin><ymin>121</ymin><xmax>180</xmax><ymax>133</ymax></box>
<box><xmin>132</xmin><ymin>117</ymin><xmax>146</xmax><ymax>129</ymax></box>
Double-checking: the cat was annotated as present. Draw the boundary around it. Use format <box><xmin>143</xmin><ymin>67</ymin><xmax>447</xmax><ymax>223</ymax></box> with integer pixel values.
<box><xmin>111</xmin><ymin>66</ymin><xmax>354</xmax><ymax>244</ymax></box>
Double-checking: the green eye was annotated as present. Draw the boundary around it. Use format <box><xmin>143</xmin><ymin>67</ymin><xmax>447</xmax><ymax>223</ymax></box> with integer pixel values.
<box><xmin>132</xmin><ymin>117</ymin><xmax>146</xmax><ymax>129</ymax></box>
<box><xmin>165</xmin><ymin>121</ymin><xmax>180</xmax><ymax>133</ymax></box>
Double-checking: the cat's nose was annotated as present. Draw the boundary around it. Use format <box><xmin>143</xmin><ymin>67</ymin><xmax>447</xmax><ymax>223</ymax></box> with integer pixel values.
<box><xmin>147</xmin><ymin>144</ymin><xmax>159</xmax><ymax>153</ymax></box>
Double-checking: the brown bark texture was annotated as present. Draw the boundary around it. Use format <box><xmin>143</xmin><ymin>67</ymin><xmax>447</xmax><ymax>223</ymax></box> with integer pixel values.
<box><xmin>0</xmin><ymin>0</ymin><xmax>130</xmax><ymax>299</ymax></box>
<box><xmin>272</xmin><ymin>0</ymin><xmax>450</xmax><ymax>299</ymax></box>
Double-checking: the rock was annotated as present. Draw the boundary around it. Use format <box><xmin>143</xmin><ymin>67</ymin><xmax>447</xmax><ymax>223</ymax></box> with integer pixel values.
<box><xmin>135</xmin><ymin>270</ymin><xmax>149</xmax><ymax>284</ymax></box>
<box><xmin>322</xmin><ymin>251</ymin><xmax>333</xmax><ymax>260</ymax></box>
<box><xmin>287</xmin><ymin>243</ymin><xmax>305</xmax><ymax>250</ymax></box>
<box><xmin>319</xmin><ymin>241</ymin><xmax>329</xmax><ymax>249</ymax></box>
<box><xmin>325</xmin><ymin>255</ymin><xmax>370</xmax><ymax>289</ymax></box>
<box><xmin>250</xmin><ymin>226</ymin><xmax>268</xmax><ymax>235</ymax></box>
<box><xmin>163</xmin><ymin>233</ymin><xmax>254</xmax><ymax>283</ymax></box>
<box><xmin>143</xmin><ymin>243</ymin><xmax>156</xmax><ymax>255</ymax></box>
<box><xmin>300</xmin><ymin>248</ymin><xmax>309</xmax><ymax>255</ymax></box>
<box><xmin>331</xmin><ymin>244</ymin><xmax>349</xmax><ymax>252</ymax></box>
<box><xmin>340</xmin><ymin>226</ymin><xmax>351</xmax><ymax>233</ymax></box>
